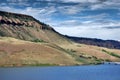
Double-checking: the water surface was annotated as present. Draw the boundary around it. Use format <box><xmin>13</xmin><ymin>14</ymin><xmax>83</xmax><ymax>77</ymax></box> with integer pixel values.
<box><xmin>0</xmin><ymin>64</ymin><xmax>120</xmax><ymax>80</ymax></box>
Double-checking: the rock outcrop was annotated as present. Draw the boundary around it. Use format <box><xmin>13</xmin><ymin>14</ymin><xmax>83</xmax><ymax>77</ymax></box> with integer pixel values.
<box><xmin>0</xmin><ymin>11</ymin><xmax>53</xmax><ymax>30</ymax></box>
<box><xmin>0</xmin><ymin>11</ymin><xmax>70</xmax><ymax>44</ymax></box>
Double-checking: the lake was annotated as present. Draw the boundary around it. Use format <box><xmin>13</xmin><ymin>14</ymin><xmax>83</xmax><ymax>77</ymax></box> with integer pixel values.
<box><xmin>0</xmin><ymin>64</ymin><xmax>120</xmax><ymax>80</ymax></box>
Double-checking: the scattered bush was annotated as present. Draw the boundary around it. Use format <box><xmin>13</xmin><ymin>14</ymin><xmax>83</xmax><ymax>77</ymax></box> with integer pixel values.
<box><xmin>31</xmin><ymin>39</ymin><xmax>45</xmax><ymax>43</ymax></box>
<box><xmin>67</xmin><ymin>49</ymin><xmax>76</xmax><ymax>53</ymax></box>
<box><xmin>102</xmin><ymin>49</ymin><xmax>120</xmax><ymax>58</ymax></box>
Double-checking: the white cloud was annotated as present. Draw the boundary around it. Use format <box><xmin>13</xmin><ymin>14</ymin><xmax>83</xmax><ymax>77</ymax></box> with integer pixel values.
<box><xmin>52</xmin><ymin>13</ymin><xmax>120</xmax><ymax>40</ymax></box>
<box><xmin>74</xmin><ymin>13</ymin><xmax>108</xmax><ymax>20</ymax></box>
<box><xmin>58</xmin><ymin>0</ymin><xmax>120</xmax><ymax>11</ymax></box>
<box><xmin>58</xmin><ymin>5</ymin><xmax>83</xmax><ymax>15</ymax></box>
<box><xmin>90</xmin><ymin>4</ymin><xmax>104</xmax><ymax>10</ymax></box>
<box><xmin>8</xmin><ymin>2</ymin><xmax>30</xmax><ymax>6</ymax></box>
<box><xmin>90</xmin><ymin>0</ymin><xmax>120</xmax><ymax>10</ymax></box>
<box><xmin>0</xmin><ymin>3</ymin><xmax>7</xmax><ymax>6</ymax></box>
<box><xmin>7</xmin><ymin>0</ymin><xmax>29</xmax><ymax>2</ymax></box>
<box><xmin>52</xmin><ymin>19</ymin><xmax>82</xmax><ymax>28</ymax></box>
<box><xmin>54</xmin><ymin>21</ymin><xmax>120</xmax><ymax>40</ymax></box>
<box><xmin>60</xmin><ymin>0</ymin><xmax>100</xmax><ymax>3</ymax></box>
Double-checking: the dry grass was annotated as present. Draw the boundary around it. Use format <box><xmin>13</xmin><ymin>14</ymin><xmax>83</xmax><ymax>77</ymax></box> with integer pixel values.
<box><xmin>0</xmin><ymin>37</ymin><xmax>78</xmax><ymax>67</ymax></box>
<box><xmin>0</xmin><ymin>37</ymin><xmax>120</xmax><ymax>67</ymax></box>
<box><xmin>60</xmin><ymin>43</ymin><xmax>120</xmax><ymax>62</ymax></box>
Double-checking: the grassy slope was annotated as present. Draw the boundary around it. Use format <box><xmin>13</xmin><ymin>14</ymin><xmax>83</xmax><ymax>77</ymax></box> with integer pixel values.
<box><xmin>59</xmin><ymin>43</ymin><xmax>120</xmax><ymax>63</ymax></box>
<box><xmin>0</xmin><ymin>37</ymin><xmax>78</xmax><ymax>67</ymax></box>
<box><xmin>0</xmin><ymin>24</ymin><xmax>72</xmax><ymax>45</ymax></box>
<box><xmin>0</xmin><ymin>37</ymin><xmax>120</xmax><ymax>67</ymax></box>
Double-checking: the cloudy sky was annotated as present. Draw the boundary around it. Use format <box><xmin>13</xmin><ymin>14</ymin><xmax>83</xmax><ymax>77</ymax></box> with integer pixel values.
<box><xmin>0</xmin><ymin>0</ymin><xmax>120</xmax><ymax>40</ymax></box>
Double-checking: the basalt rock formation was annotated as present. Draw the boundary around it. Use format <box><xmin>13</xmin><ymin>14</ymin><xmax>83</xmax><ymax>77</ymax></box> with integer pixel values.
<box><xmin>0</xmin><ymin>11</ymin><xmax>53</xmax><ymax>30</ymax></box>
<box><xmin>0</xmin><ymin>11</ymin><xmax>69</xmax><ymax>44</ymax></box>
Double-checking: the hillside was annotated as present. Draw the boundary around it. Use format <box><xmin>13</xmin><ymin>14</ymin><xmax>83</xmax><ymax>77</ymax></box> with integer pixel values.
<box><xmin>0</xmin><ymin>37</ymin><xmax>120</xmax><ymax>67</ymax></box>
<box><xmin>0</xmin><ymin>11</ymin><xmax>71</xmax><ymax>45</ymax></box>
<box><xmin>0</xmin><ymin>37</ymin><xmax>78</xmax><ymax>67</ymax></box>
<box><xmin>0</xmin><ymin>11</ymin><xmax>120</xmax><ymax>67</ymax></box>
<box><xmin>66</xmin><ymin>36</ymin><xmax>120</xmax><ymax>49</ymax></box>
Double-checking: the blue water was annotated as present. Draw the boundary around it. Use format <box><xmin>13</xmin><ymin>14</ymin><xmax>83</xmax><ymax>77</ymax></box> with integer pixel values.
<box><xmin>0</xmin><ymin>64</ymin><xmax>120</xmax><ymax>80</ymax></box>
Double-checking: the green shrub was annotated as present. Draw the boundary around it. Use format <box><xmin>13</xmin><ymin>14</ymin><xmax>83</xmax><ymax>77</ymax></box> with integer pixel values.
<box><xmin>0</xmin><ymin>30</ymin><xmax>6</xmax><ymax>36</ymax></box>
<box><xmin>31</xmin><ymin>39</ymin><xmax>45</xmax><ymax>43</ymax></box>
<box><xmin>102</xmin><ymin>49</ymin><xmax>120</xmax><ymax>58</ymax></box>
<box><xmin>67</xmin><ymin>49</ymin><xmax>76</xmax><ymax>53</ymax></box>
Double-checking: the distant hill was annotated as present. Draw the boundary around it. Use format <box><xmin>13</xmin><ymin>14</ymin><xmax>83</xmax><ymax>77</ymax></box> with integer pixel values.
<box><xmin>65</xmin><ymin>35</ymin><xmax>120</xmax><ymax>49</ymax></box>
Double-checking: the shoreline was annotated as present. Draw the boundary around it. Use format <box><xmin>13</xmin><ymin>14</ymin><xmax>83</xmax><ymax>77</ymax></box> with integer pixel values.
<box><xmin>0</xmin><ymin>62</ymin><xmax>120</xmax><ymax>68</ymax></box>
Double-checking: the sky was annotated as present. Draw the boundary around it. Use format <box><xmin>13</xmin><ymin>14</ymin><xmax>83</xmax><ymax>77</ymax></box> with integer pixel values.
<box><xmin>0</xmin><ymin>0</ymin><xmax>120</xmax><ymax>40</ymax></box>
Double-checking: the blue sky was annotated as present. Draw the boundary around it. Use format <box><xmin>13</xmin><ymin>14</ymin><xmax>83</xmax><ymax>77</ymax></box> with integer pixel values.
<box><xmin>0</xmin><ymin>0</ymin><xmax>120</xmax><ymax>40</ymax></box>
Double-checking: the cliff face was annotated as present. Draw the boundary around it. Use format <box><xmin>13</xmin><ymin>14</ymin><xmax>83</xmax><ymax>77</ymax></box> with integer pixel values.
<box><xmin>0</xmin><ymin>11</ymin><xmax>53</xmax><ymax>30</ymax></box>
<box><xmin>0</xmin><ymin>11</ymin><xmax>69</xmax><ymax>44</ymax></box>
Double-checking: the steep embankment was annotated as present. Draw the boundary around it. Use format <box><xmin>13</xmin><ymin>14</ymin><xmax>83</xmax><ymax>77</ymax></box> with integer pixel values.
<box><xmin>0</xmin><ymin>11</ymin><xmax>71</xmax><ymax>44</ymax></box>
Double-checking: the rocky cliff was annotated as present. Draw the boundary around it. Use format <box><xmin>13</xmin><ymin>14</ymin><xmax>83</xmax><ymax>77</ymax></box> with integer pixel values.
<box><xmin>0</xmin><ymin>11</ymin><xmax>53</xmax><ymax>30</ymax></box>
<box><xmin>0</xmin><ymin>11</ymin><xmax>70</xmax><ymax>44</ymax></box>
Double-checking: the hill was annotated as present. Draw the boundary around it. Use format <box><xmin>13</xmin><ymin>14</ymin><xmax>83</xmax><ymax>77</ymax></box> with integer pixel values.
<box><xmin>0</xmin><ymin>11</ymin><xmax>120</xmax><ymax>67</ymax></box>
<box><xmin>66</xmin><ymin>36</ymin><xmax>120</xmax><ymax>49</ymax></box>
<box><xmin>0</xmin><ymin>11</ymin><xmax>71</xmax><ymax>45</ymax></box>
<box><xmin>0</xmin><ymin>37</ymin><xmax>120</xmax><ymax>67</ymax></box>
<box><xmin>0</xmin><ymin>37</ymin><xmax>78</xmax><ymax>67</ymax></box>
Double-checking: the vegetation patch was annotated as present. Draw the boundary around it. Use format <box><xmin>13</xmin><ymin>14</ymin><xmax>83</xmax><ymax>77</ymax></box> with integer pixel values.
<box><xmin>0</xmin><ymin>30</ymin><xmax>6</xmax><ymax>36</ymax></box>
<box><xmin>65</xmin><ymin>49</ymin><xmax>103</xmax><ymax>65</ymax></box>
<box><xmin>31</xmin><ymin>39</ymin><xmax>46</xmax><ymax>43</ymax></box>
<box><xmin>0</xmin><ymin>63</ymin><xmax>58</xmax><ymax>67</ymax></box>
<box><xmin>66</xmin><ymin>49</ymin><xmax>77</xmax><ymax>53</ymax></box>
<box><xmin>102</xmin><ymin>49</ymin><xmax>120</xmax><ymax>58</ymax></box>
<box><xmin>77</xmin><ymin>45</ymin><xmax>81</xmax><ymax>47</ymax></box>
<box><xmin>22</xmin><ymin>63</ymin><xmax>58</xmax><ymax>67</ymax></box>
